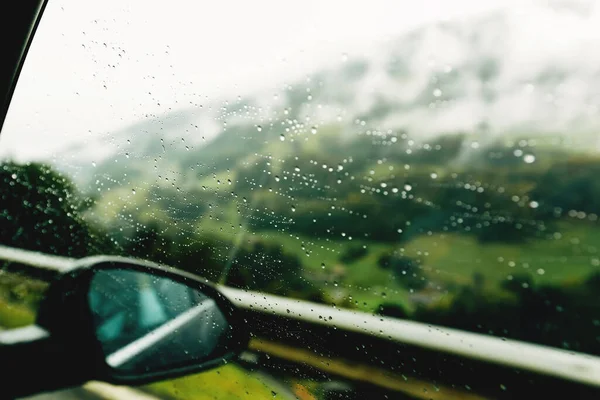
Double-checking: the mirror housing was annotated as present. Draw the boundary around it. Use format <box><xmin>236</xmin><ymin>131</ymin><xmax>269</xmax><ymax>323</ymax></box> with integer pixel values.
<box><xmin>0</xmin><ymin>257</ymin><xmax>249</xmax><ymax>397</ymax></box>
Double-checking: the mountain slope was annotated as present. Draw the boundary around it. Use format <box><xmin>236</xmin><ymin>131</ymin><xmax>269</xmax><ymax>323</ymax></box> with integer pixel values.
<box><xmin>59</xmin><ymin>0</ymin><xmax>600</xmax><ymax>188</ymax></box>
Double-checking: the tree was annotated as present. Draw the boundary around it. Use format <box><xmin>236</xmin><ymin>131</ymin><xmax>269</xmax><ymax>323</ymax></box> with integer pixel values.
<box><xmin>338</xmin><ymin>245</ymin><xmax>368</xmax><ymax>264</ymax></box>
<box><xmin>0</xmin><ymin>161</ymin><xmax>112</xmax><ymax>257</ymax></box>
<box><xmin>124</xmin><ymin>220</ymin><xmax>223</xmax><ymax>281</ymax></box>
<box><xmin>530</xmin><ymin>156</ymin><xmax>600</xmax><ymax>216</ymax></box>
<box><xmin>378</xmin><ymin>253</ymin><xmax>426</xmax><ymax>290</ymax></box>
<box><xmin>413</xmin><ymin>272</ymin><xmax>600</xmax><ymax>356</ymax></box>
<box><xmin>226</xmin><ymin>241</ymin><xmax>308</xmax><ymax>296</ymax></box>
<box><xmin>376</xmin><ymin>302</ymin><xmax>408</xmax><ymax>319</ymax></box>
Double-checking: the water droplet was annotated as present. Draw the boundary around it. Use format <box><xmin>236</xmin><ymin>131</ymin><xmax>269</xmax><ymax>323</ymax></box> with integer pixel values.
<box><xmin>523</xmin><ymin>154</ymin><xmax>536</xmax><ymax>164</ymax></box>
<box><xmin>257</xmin><ymin>125</ymin><xmax>262</xmax><ymax>132</ymax></box>
<box><xmin>275</xmin><ymin>176</ymin><xmax>280</xmax><ymax>182</ymax></box>
<box><xmin>321</xmin><ymin>263</ymin><xmax>325</xmax><ymax>269</ymax></box>
<box><xmin>91</xmin><ymin>161</ymin><xmax>97</xmax><ymax>167</ymax></box>
<box><xmin>529</xmin><ymin>201</ymin><xmax>539</xmax><ymax>208</ymax></box>
<box><xmin>311</xmin><ymin>127</ymin><xmax>317</xmax><ymax>134</ymax></box>
<box><xmin>433</xmin><ymin>88</ymin><xmax>442</xmax><ymax>97</ymax></box>
<box><xmin>404</xmin><ymin>184</ymin><xmax>412</xmax><ymax>192</ymax></box>
<box><xmin>131</xmin><ymin>189</ymin><xmax>136</xmax><ymax>195</ymax></box>
<box><xmin>291</xmin><ymin>205</ymin><xmax>296</xmax><ymax>212</ymax></box>
<box><xmin>294</xmin><ymin>166</ymin><xmax>301</xmax><ymax>172</ymax></box>
<box><xmin>280</xmin><ymin>134</ymin><xmax>285</xmax><ymax>141</ymax></box>
<box><xmin>430</xmin><ymin>172</ymin><xmax>438</xmax><ymax>179</ymax></box>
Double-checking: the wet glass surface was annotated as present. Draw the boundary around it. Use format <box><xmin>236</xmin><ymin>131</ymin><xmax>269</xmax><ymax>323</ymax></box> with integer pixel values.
<box><xmin>3</xmin><ymin>0</ymin><xmax>600</xmax><ymax>398</ymax></box>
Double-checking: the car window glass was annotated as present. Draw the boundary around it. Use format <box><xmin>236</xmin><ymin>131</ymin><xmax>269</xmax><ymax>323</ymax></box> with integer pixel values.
<box><xmin>3</xmin><ymin>0</ymin><xmax>600</xmax><ymax>398</ymax></box>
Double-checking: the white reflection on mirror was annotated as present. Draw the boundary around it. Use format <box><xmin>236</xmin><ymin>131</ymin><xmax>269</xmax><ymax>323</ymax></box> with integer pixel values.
<box><xmin>88</xmin><ymin>268</ymin><xmax>230</xmax><ymax>374</ymax></box>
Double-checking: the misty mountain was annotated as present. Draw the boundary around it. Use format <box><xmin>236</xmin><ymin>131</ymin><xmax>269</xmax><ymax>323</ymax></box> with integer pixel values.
<box><xmin>60</xmin><ymin>0</ymin><xmax>600</xmax><ymax>189</ymax></box>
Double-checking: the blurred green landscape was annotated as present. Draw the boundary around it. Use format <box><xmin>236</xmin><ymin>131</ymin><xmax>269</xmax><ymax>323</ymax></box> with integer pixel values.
<box><xmin>0</xmin><ymin>270</ymin><xmax>42</xmax><ymax>328</ymax></box>
<box><xmin>5</xmin><ymin>2</ymin><xmax>600</xmax><ymax>398</ymax></box>
<box><xmin>2</xmin><ymin>122</ymin><xmax>600</xmax><ymax>357</ymax></box>
<box><xmin>4</xmin><ymin>1</ymin><xmax>600</xmax><ymax>364</ymax></box>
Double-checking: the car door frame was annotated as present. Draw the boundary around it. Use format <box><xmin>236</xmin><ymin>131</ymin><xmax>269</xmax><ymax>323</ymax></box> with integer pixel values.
<box><xmin>0</xmin><ymin>0</ymin><xmax>48</xmax><ymax>132</ymax></box>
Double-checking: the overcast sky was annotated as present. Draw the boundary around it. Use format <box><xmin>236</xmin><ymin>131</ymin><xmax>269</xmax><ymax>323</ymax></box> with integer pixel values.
<box><xmin>1</xmin><ymin>0</ymin><xmax>519</xmax><ymax>161</ymax></box>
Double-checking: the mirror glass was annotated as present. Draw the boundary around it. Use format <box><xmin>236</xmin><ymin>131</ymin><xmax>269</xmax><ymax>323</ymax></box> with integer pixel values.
<box><xmin>88</xmin><ymin>268</ymin><xmax>232</xmax><ymax>375</ymax></box>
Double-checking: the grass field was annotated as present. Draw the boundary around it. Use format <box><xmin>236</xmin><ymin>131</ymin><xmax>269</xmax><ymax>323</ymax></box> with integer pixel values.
<box><xmin>0</xmin><ymin>297</ymin><xmax>35</xmax><ymax>328</ymax></box>
<box><xmin>227</xmin><ymin>219</ymin><xmax>600</xmax><ymax>313</ymax></box>
<box><xmin>402</xmin><ymin>221</ymin><xmax>600</xmax><ymax>287</ymax></box>
<box><xmin>0</xmin><ymin>271</ymin><xmax>46</xmax><ymax>328</ymax></box>
<box><xmin>146</xmin><ymin>364</ymin><xmax>283</xmax><ymax>400</ymax></box>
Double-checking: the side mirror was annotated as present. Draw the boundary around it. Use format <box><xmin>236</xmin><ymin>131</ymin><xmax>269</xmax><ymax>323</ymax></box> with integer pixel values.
<box><xmin>0</xmin><ymin>257</ymin><xmax>249</xmax><ymax>397</ymax></box>
<box><xmin>88</xmin><ymin>264</ymin><xmax>241</xmax><ymax>381</ymax></box>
